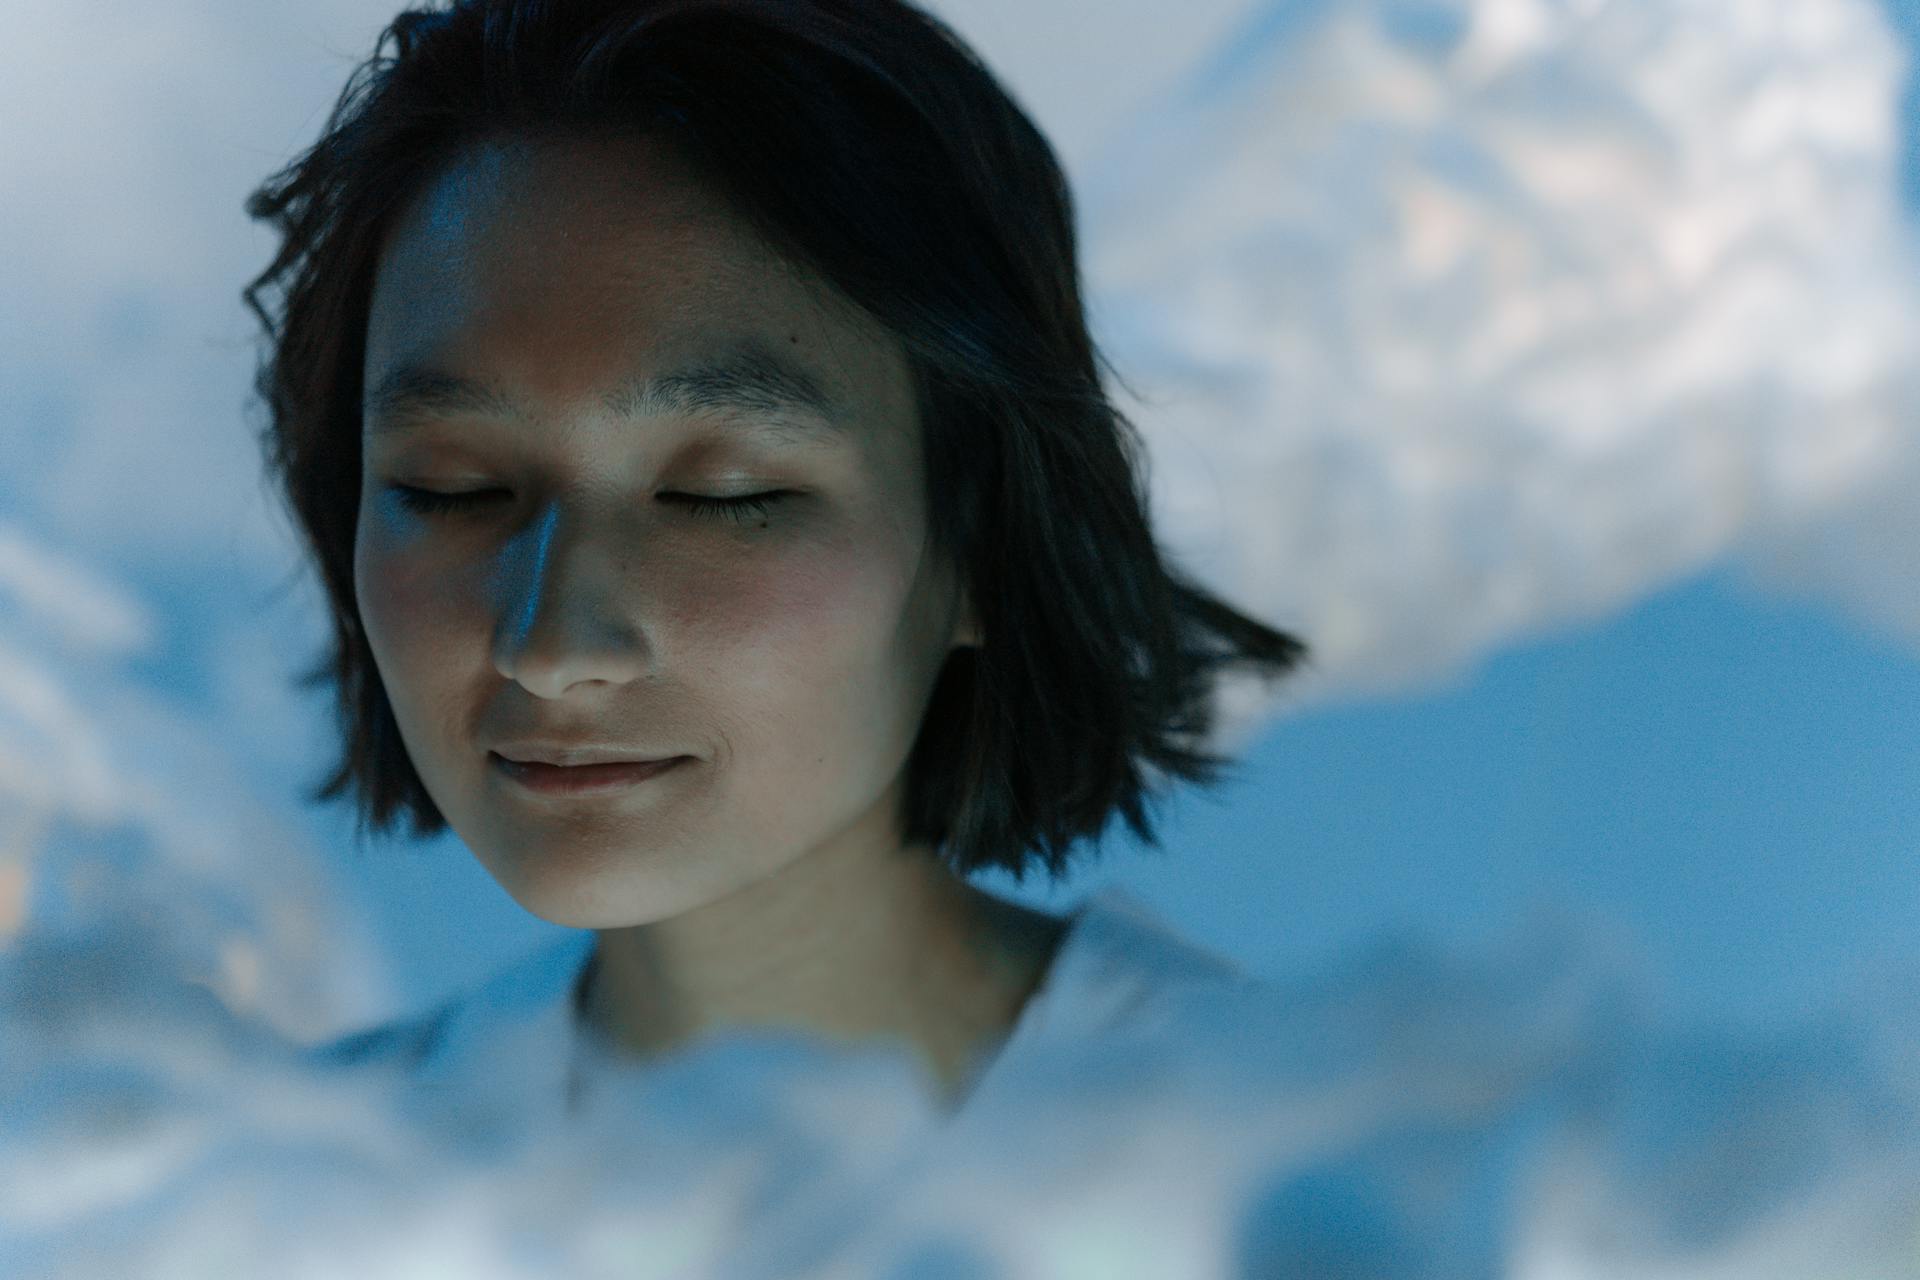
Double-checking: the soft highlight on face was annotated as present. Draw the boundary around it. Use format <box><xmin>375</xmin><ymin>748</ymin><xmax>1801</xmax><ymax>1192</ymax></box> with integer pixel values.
<box><xmin>353</xmin><ymin>129</ymin><xmax>978</xmax><ymax>930</ymax></box>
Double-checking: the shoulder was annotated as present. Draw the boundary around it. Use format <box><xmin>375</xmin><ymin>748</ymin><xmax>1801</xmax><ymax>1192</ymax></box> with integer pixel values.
<box><xmin>1032</xmin><ymin>884</ymin><xmax>1265</xmax><ymax>1044</ymax></box>
<box><xmin>298</xmin><ymin>931</ymin><xmax>596</xmax><ymax>1082</ymax></box>
<box><xmin>297</xmin><ymin>1001</ymin><xmax>456</xmax><ymax>1077</ymax></box>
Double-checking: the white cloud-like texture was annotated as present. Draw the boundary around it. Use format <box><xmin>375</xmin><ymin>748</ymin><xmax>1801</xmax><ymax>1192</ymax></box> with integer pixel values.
<box><xmin>5</xmin><ymin>890</ymin><xmax>1917</xmax><ymax>1276</ymax></box>
<box><xmin>2</xmin><ymin>0</ymin><xmax>1917</xmax><ymax>1273</ymax></box>
<box><xmin>1074</xmin><ymin>0</ymin><xmax>1920</xmax><ymax>747</ymax></box>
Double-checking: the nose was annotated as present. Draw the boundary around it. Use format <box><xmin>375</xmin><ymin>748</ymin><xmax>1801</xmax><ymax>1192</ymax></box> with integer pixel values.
<box><xmin>491</xmin><ymin>505</ymin><xmax>654</xmax><ymax>696</ymax></box>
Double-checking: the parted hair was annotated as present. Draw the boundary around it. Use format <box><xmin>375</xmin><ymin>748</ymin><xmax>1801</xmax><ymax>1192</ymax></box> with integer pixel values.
<box><xmin>241</xmin><ymin>0</ymin><xmax>1310</xmax><ymax>885</ymax></box>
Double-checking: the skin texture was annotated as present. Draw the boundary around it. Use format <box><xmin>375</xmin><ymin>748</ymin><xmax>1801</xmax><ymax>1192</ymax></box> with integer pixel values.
<box><xmin>354</xmin><ymin>129</ymin><xmax>1068</xmax><ymax>1112</ymax></box>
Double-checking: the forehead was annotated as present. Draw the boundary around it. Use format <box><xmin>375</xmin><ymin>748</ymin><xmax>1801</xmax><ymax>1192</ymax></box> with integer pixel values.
<box><xmin>362</xmin><ymin>131</ymin><xmax>913</xmax><ymax>440</ymax></box>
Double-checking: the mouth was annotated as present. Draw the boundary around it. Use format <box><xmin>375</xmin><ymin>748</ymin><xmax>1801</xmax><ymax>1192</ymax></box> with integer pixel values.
<box><xmin>490</xmin><ymin>752</ymin><xmax>691</xmax><ymax>797</ymax></box>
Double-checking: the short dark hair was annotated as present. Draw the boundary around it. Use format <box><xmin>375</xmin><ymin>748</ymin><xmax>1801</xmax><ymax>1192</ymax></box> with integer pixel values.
<box><xmin>241</xmin><ymin>0</ymin><xmax>1311</xmax><ymax>886</ymax></box>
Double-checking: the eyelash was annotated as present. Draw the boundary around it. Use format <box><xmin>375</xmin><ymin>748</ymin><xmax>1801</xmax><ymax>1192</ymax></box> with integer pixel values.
<box><xmin>389</xmin><ymin>486</ymin><xmax>789</xmax><ymax>525</ymax></box>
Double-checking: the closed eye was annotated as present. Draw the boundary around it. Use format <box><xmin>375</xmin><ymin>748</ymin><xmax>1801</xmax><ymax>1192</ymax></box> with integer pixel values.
<box><xmin>661</xmin><ymin>491</ymin><xmax>789</xmax><ymax>524</ymax></box>
<box><xmin>388</xmin><ymin>486</ymin><xmax>507</xmax><ymax>517</ymax></box>
<box><xmin>387</xmin><ymin>486</ymin><xmax>791</xmax><ymax>525</ymax></box>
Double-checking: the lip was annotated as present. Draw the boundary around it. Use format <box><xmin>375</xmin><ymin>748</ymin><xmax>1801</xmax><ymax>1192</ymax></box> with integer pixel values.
<box><xmin>492</xmin><ymin>743</ymin><xmax>681</xmax><ymax>767</ymax></box>
<box><xmin>491</xmin><ymin>752</ymin><xmax>690</xmax><ymax>796</ymax></box>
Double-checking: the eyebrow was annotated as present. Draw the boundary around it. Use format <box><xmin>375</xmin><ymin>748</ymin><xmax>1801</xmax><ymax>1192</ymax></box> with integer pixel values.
<box><xmin>363</xmin><ymin>339</ymin><xmax>851</xmax><ymax>446</ymax></box>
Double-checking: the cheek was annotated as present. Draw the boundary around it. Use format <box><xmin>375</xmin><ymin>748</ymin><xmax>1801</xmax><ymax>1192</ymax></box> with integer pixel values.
<box><xmin>353</xmin><ymin>518</ymin><xmax>472</xmax><ymax>681</ymax></box>
<box><xmin>693</xmin><ymin>532</ymin><xmax>912</xmax><ymax>713</ymax></box>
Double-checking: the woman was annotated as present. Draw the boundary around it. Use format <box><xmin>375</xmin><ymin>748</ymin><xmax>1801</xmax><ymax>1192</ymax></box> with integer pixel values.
<box><xmin>245</xmin><ymin>0</ymin><xmax>1306</xmax><ymax>1130</ymax></box>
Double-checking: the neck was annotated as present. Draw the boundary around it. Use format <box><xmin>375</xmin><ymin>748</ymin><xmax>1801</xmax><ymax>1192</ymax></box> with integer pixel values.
<box><xmin>574</xmin><ymin>839</ymin><xmax>1070</xmax><ymax>1113</ymax></box>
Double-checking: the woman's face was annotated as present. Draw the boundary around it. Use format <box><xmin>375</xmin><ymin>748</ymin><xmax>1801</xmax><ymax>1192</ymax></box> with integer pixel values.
<box><xmin>354</xmin><ymin>131</ymin><xmax>977</xmax><ymax>928</ymax></box>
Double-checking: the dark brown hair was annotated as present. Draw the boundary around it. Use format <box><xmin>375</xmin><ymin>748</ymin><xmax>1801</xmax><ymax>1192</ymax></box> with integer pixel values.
<box><xmin>241</xmin><ymin>0</ymin><xmax>1310</xmax><ymax>885</ymax></box>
